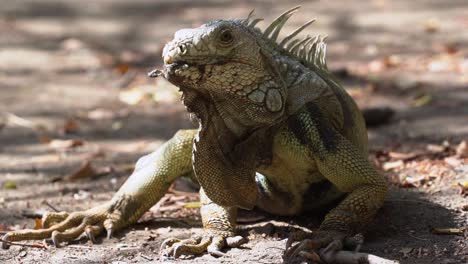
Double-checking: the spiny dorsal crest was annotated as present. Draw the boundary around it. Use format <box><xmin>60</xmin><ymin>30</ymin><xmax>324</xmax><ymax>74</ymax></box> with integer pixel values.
<box><xmin>242</xmin><ymin>6</ymin><xmax>328</xmax><ymax>71</ymax></box>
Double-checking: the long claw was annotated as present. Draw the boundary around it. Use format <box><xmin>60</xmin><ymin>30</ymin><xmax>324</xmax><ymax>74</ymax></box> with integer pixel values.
<box><xmin>344</xmin><ymin>233</ymin><xmax>364</xmax><ymax>252</ymax></box>
<box><xmin>292</xmin><ymin>239</ymin><xmax>317</xmax><ymax>261</ymax></box>
<box><xmin>298</xmin><ymin>251</ymin><xmax>321</xmax><ymax>262</ymax></box>
<box><xmin>103</xmin><ymin>219</ymin><xmax>115</xmax><ymax>239</ymax></box>
<box><xmin>160</xmin><ymin>233</ymin><xmax>244</xmax><ymax>258</ymax></box>
<box><xmin>166</xmin><ymin>237</ymin><xmax>210</xmax><ymax>258</ymax></box>
<box><xmin>207</xmin><ymin>246</ymin><xmax>225</xmax><ymax>257</ymax></box>
<box><xmin>173</xmin><ymin>245</ymin><xmax>184</xmax><ymax>258</ymax></box>
<box><xmin>2</xmin><ymin>234</ymin><xmax>11</xmax><ymax>249</ymax></box>
<box><xmin>2</xmin><ymin>195</ymin><xmax>138</xmax><ymax>248</ymax></box>
<box><xmin>285</xmin><ymin>230</ymin><xmax>311</xmax><ymax>249</ymax></box>
<box><xmin>105</xmin><ymin>228</ymin><xmax>112</xmax><ymax>239</ymax></box>
<box><xmin>85</xmin><ymin>225</ymin><xmax>103</xmax><ymax>244</ymax></box>
<box><xmin>284</xmin><ymin>242</ymin><xmax>301</xmax><ymax>260</ymax></box>
<box><xmin>51</xmin><ymin>231</ymin><xmax>61</xmax><ymax>247</ymax></box>
<box><xmin>207</xmin><ymin>236</ymin><xmax>225</xmax><ymax>257</ymax></box>
<box><xmin>85</xmin><ymin>229</ymin><xmax>96</xmax><ymax>243</ymax></box>
<box><xmin>160</xmin><ymin>238</ymin><xmax>181</xmax><ymax>252</ymax></box>
<box><xmin>225</xmin><ymin>235</ymin><xmax>246</xmax><ymax>247</ymax></box>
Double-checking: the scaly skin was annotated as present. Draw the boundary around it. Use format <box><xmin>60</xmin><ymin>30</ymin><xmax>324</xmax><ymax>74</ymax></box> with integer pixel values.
<box><xmin>3</xmin><ymin>7</ymin><xmax>388</xmax><ymax>264</ymax></box>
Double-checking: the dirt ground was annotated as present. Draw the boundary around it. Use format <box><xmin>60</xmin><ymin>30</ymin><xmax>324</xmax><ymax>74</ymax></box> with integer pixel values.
<box><xmin>0</xmin><ymin>0</ymin><xmax>467</xmax><ymax>263</ymax></box>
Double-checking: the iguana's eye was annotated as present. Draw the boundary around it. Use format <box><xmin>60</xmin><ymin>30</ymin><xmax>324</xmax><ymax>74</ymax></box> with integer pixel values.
<box><xmin>218</xmin><ymin>28</ymin><xmax>234</xmax><ymax>46</ymax></box>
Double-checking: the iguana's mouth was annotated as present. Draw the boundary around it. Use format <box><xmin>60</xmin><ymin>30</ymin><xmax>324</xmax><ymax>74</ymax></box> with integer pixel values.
<box><xmin>163</xmin><ymin>62</ymin><xmax>197</xmax><ymax>82</ymax></box>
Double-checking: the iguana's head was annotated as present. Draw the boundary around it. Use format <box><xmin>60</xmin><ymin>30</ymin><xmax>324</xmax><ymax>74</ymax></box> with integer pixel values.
<box><xmin>162</xmin><ymin>18</ymin><xmax>287</xmax><ymax>135</ymax></box>
<box><xmin>161</xmin><ymin>7</ymin><xmax>327</xmax><ymax>134</ymax></box>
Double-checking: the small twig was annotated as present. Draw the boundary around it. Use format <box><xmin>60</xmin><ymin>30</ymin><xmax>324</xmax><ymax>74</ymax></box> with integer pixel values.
<box><xmin>150</xmin><ymin>195</ymin><xmax>171</xmax><ymax>213</ymax></box>
<box><xmin>1</xmin><ymin>112</ymin><xmax>38</xmax><ymax>129</ymax></box>
<box><xmin>41</xmin><ymin>200</ymin><xmax>60</xmax><ymax>212</ymax></box>
<box><xmin>431</xmin><ymin>227</ymin><xmax>465</xmax><ymax>235</ymax></box>
<box><xmin>167</xmin><ymin>188</ymin><xmax>199</xmax><ymax>198</ymax></box>
<box><xmin>0</xmin><ymin>239</ymin><xmax>47</xmax><ymax>249</ymax></box>
<box><xmin>407</xmin><ymin>232</ymin><xmax>429</xmax><ymax>241</ymax></box>
<box><xmin>140</xmin><ymin>254</ymin><xmax>153</xmax><ymax>261</ymax></box>
<box><xmin>67</xmin><ymin>245</ymin><xmax>94</xmax><ymax>249</ymax></box>
<box><xmin>265</xmin><ymin>246</ymin><xmax>285</xmax><ymax>251</ymax></box>
<box><xmin>386</xmin><ymin>199</ymin><xmax>445</xmax><ymax>208</ymax></box>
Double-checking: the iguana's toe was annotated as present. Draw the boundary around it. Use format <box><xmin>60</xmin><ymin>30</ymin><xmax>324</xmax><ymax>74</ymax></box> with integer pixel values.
<box><xmin>2</xmin><ymin>212</ymin><xmax>105</xmax><ymax>249</ymax></box>
<box><xmin>50</xmin><ymin>217</ymin><xmax>95</xmax><ymax>247</ymax></box>
<box><xmin>283</xmin><ymin>230</ymin><xmax>347</xmax><ymax>263</ymax></box>
<box><xmin>2</xmin><ymin>195</ymin><xmax>138</xmax><ymax>249</ymax></box>
<box><xmin>84</xmin><ymin>224</ymin><xmax>104</xmax><ymax>243</ymax></box>
<box><xmin>283</xmin><ymin>231</ymin><xmax>378</xmax><ymax>264</ymax></box>
<box><xmin>160</xmin><ymin>232</ymin><xmax>247</xmax><ymax>258</ymax></box>
<box><xmin>42</xmin><ymin>212</ymin><xmax>69</xmax><ymax>228</ymax></box>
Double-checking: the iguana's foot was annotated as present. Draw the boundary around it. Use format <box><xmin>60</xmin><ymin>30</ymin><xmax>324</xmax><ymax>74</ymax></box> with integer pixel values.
<box><xmin>284</xmin><ymin>231</ymin><xmax>400</xmax><ymax>264</ymax></box>
<box><xmin>2</xmin><ymin>195</ymin><xmax>139</xmax><ymax>249</ymax></box>
<box><xmin>283</xmin><ymin>230</ymin><xmax>363</xmax><ymax>264</ymax></box>
<box><xmin>160</xmin><ymin>230</ymin><xmax>247</xmax><ymax>258</ymax></box>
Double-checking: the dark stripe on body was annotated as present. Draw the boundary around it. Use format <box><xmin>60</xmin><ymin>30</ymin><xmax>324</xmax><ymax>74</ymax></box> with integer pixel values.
<box><xmin>287</xmin><ymin>102</ymin><xmax>340</xmax><ymax>159</ymax></box>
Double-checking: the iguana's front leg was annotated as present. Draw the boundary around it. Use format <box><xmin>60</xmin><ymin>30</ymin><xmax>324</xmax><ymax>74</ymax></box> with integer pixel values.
<box><xmin>160</xmin><ymin>188</ymin><xmax>246</xmax><ymax>258</ymax></box>
<box><xmin>284</xmin><ymin>108</ymin><xmax>388</xmax><ymax>263</ymax></box>
<box><xmin>2</xmin><ymin>129</ymin><xmax>196</xmax><ymax>248</ymax></box>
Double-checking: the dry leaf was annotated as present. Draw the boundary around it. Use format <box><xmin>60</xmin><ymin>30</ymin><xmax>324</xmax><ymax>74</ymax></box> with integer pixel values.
<box><xmin>426</xmin><ymin>144</ymin><xmax>446</xmax><ymax>153</ymax></box>
<box><xmin>34</xmin><ymin>218</ymin><xmax>43</xmax><ymax>230</ymax></box>
<box><xmin>73</xmin><ymin>190</ymin><xmax>92</xmax><ymax>200</ymax></box>
<box><xmin>383</xmin><ymin>160</ymin><xmax>404</xmax><ymax>171</ymax></box>
<box><xmin>60</xmin><ymin>119</ymin><xmax>79</xmax><ymax>134</ymax></box>
<box><xmin>368</xmin><ymin>60</ymin><xmax>384</xmax><ymax>73</ymax></box>
<box><xmin>444</xmin><ymin>156</ymin><xmax>462</xmax><ymax>167</ymax></box>
<box><xmin>3</xmin><ymin>181</ymin><xmax>17</xmax><ymax>189</ymax></box>
<box><xmin>112</xmin><ymin>121</ymin><xmax>123</xmax><ymax>130</ymax></box>
<box><xmin>444</xmin><ymin>43</ymin><xmax>459</xmax><ymax>55</ymax></box>
<box><xmin>49</xmin><ymin>139</ymin><xmax>85</xmax><ymax>149</ymax></box>
<box><xmin>30</xmin><ymin>154</ymin><xmax>61</xmax><ymax>164</ymax></box>
<box><xmin>383</xmin><ymin>55</ymin><xmax>401</xmax><ymax>68</ymax></box>
<box><xmin>431</xmin><ymin>227</ymin><xmax>465</xmax><ymax>235</ymax></box>
<box><xmin>116</xmin><ymin>63</ymin><xmax>130</xmax><ymax>75</ymax></box>
<box><xmin>424</xmin><ymin>18</ymin><xmax>440</xmax><ymax>33</ymax></box>
<box><xmin>183</xmin><ymin>201</ymin><xmax>201</xmax><ymax>209</ymax></box>
<box><xmin>66</xmin><ymin>161</ymin><xmax>96</xmax><ymax>182</ymax></box>
<box><xmin>38</xmin><ymin>136</ymin><xmax>52</xmax><ymax>143</ymax></box>
<box><xmin>388</xmin><ymin>152</ymin><xmax>417</xmax><ymax>161</ymax></box>
<box><xmin>65</xmin><ymin>161</ymin><xmax>112</xmax><ymax>182</ymax></box>
<box><xmin>412</xmin><ymin>93</ymin><xmax>432</xmax><ymax>107</ymax></box>
<box><xmin>61</xmin><ymin>38</ymin><xmax>85</xmax><ymax>51</ymax></box>
<box><xmin>455</xmin><ymin>140</ymin><xmax>468</xmax><ymax>158</ymax></box>
<box><xmin>401</xmin><ymin>175</ymin><xmax>427</xmax><ymax>188</ymax></box>
<box><xmin>0</xmin><ymin>224</ymin><xmax>12</xmax><ymax>231</ymax></box>
<box><xmin>87</xmin><ymin>108</ymin><xmax>115</xmax><ymax>120</ymax></box>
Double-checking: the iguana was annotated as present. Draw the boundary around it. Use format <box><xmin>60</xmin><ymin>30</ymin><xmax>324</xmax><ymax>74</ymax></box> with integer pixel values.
<box><xmin>2</xmin><ymin>7</ymin><xmax>393</xmax><ymax>264</ymax></box>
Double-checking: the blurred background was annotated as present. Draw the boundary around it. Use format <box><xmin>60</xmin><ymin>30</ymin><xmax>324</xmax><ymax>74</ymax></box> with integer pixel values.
<box><xmin>0</xmin><ymin>1</ymin><xmax>467</xmax><ymax>263</ymax></box>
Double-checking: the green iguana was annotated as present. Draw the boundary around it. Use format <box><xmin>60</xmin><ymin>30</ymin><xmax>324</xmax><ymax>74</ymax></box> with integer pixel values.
<box><xmin>3</xmin><ymin>7</ymin><xmax>394</xmax><ymax>264</ymax></box>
